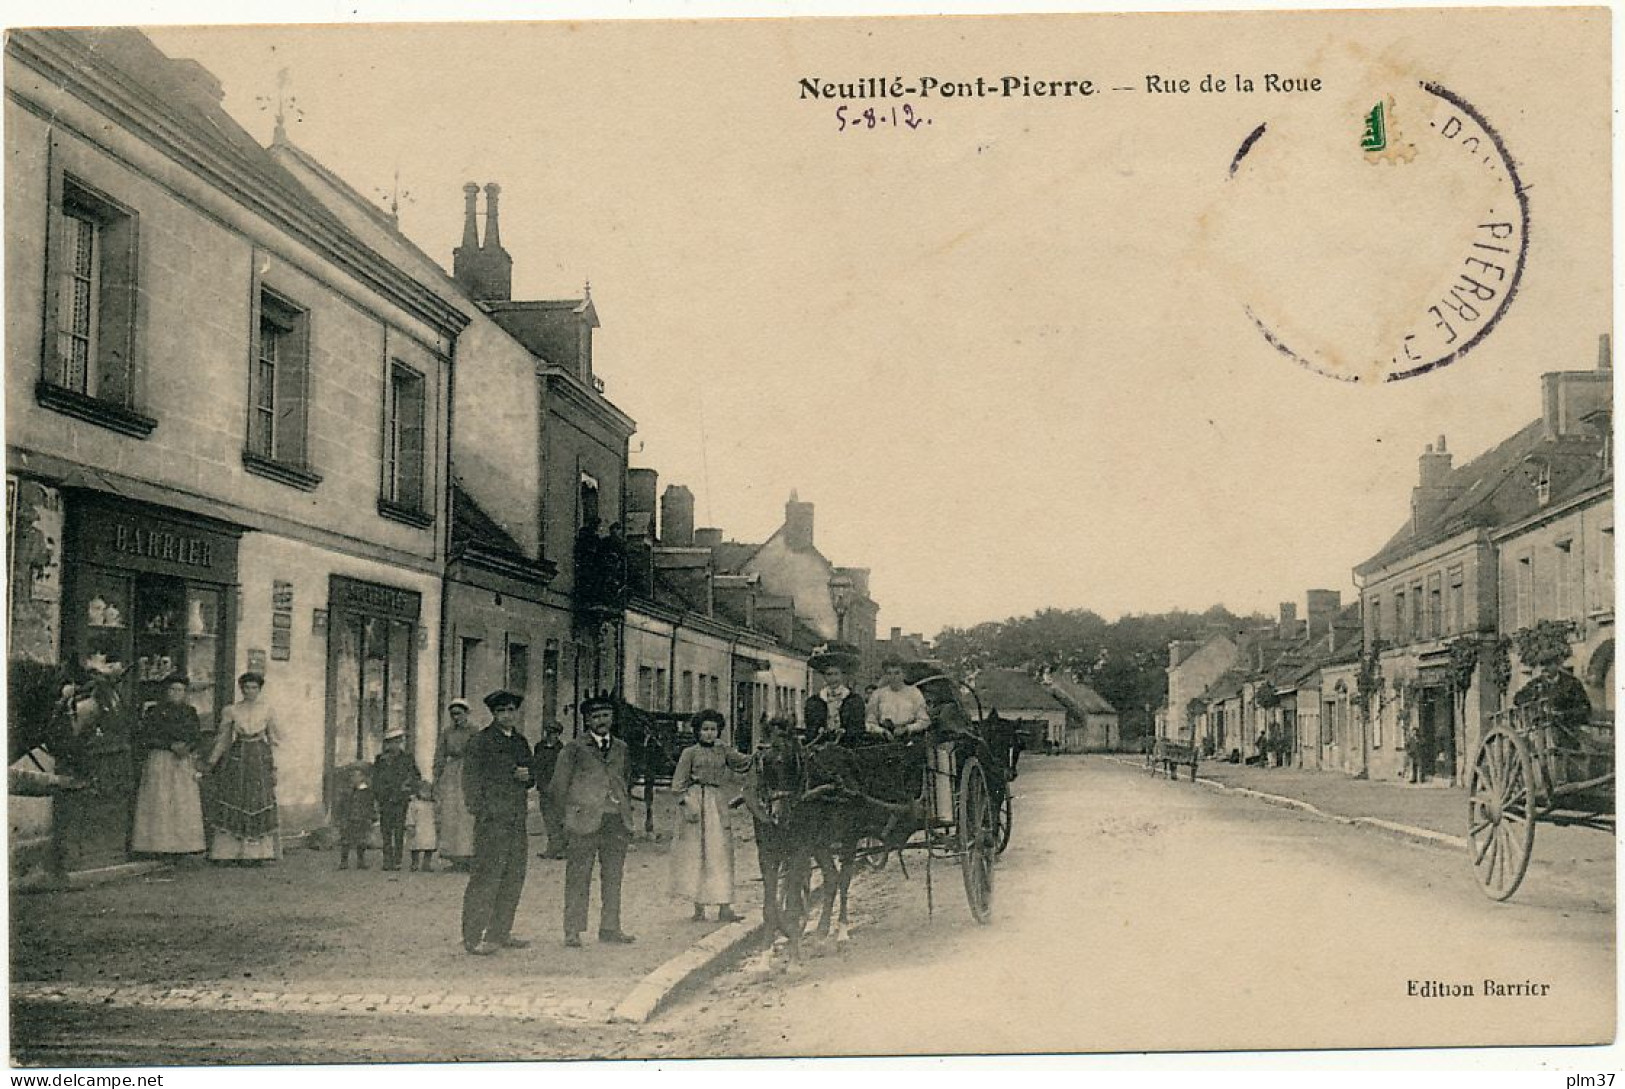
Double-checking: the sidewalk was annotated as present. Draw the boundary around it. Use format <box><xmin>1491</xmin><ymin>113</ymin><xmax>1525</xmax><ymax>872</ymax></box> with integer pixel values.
<box><xmin>1123</xmin><ymin>756</ymin><xmax>1614</xmax><ymax>878</ymax></box>
<box><xmin>1189</xmin><ymin>761</ymin><xmax>1468</xmax><ymax>841</ymax></box>
<box><xmin>11</xmin><ymin>794</ymin><xmax>762</xmax><ymax>1024</ymax></box>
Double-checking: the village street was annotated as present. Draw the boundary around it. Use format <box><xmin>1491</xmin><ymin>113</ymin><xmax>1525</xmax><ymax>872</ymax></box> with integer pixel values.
<box><xmin>11</xmin><ymin>757</ymin><xmax>1614</xmax><ymax>1064</ymax></box>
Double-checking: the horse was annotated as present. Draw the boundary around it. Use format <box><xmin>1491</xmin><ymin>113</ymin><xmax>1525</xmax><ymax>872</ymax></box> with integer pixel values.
<box><xmin>745</xmin><ymin>720</ymin><xmax>842</xmax><ymax>967</ymax></box>
<box><xmin>747</xmin><ymin>721</ymin><xmax>928</xmax><ymax>961</ymax></box>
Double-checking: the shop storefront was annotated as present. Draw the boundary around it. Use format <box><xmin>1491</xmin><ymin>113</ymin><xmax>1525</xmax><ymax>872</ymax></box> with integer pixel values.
<box><xmin>324</xmin><ymin>574</ymin><xmax>420</xmax><ymax>809</ymax></box>
<box><xmin>61</xmin><ymin>492</ymin><xmax>241</xmax><ymax>870</ymax></box>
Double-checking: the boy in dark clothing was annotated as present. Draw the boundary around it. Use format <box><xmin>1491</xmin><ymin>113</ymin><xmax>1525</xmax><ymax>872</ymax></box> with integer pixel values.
<box><xmin>373</xmin><ymin>729</ymin><xmax>422</xmax><ymax>871</ymax></box>
<box><xmin>337</xmin><ymin>764</ymin><xmax>376</xmax><ymax>870</ymax></box>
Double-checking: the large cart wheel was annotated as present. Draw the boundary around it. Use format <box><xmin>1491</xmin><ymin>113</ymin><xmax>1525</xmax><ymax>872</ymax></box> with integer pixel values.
<box><xmin>957</xmin><ymin>757</ymin><xmax>996</xmax><ymax>923</ymax></box>
<box><xmin>994</xmin><ymin>785</ymin><xmax>1014</xmax><ymax>854</ymax></box>
<box><xmin>1468</xmin><ymin>724</ymin><xmax>1537</xmax><ymax>901</ymax></box>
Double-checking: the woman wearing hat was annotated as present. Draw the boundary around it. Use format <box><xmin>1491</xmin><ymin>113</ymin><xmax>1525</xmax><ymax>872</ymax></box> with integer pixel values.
<box><xmin>206</xmin><ymin>671</ymin><xmax>280</xmax><ymax>863</ymax></box>
<box><xmin>432</xmin><ymin>698</ymin><xmax>478</xmax><ymax>870</ymax></box>
<box><xmin>131</xmin><ymin>672</ymin><xmax>206</xmax><ymax>855</ymax></box>
<box><xmin>669</xmin><ymin>709</ymin><xmax>751</xmax><ymax>922</ymax></box>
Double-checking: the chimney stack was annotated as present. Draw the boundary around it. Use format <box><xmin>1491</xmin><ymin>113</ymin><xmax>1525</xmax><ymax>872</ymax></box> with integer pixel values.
<box><xmin>661</xmin><ymin>485</ymin><xmax>695</xmax><ymax>547</ymax></box>
<box><xmin>1277</xmin><ymin>602</ymin><xmax>1298</xmax><ymax>640</ymax></box>
<box><xmin>1305</xmin><ymin>589</ymin><xmax>1341</xmax><ymax>639</ymax></box>
<box><xmin>785</xmin><ymin>491</ymin><xmax>815</xmax><ymax>551</ymax></box>
<box><xmin>694</xmin><ymin>528</ymin><xmax>723</xmax><ymax>549</ymax></box>
<box><xmin>451</xmin><ymin>183</ymin><xmax>513</xmax><ymax>302</ymax></box>
<box><xmin>1411</xmin><ymin>437</ymin><xmax>1457</xmax><ymax>533</ymax></box>
<box><xmin>627</xmin><ymin>468</ymin><xmax>658</xmax><ymax>519</ymax></box>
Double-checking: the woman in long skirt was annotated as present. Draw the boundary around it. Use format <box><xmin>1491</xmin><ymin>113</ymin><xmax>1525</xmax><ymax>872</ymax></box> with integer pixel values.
<box><xmin>431</xmin><ymin>697</ymin><xmax>477</xmax><ymax>869</ymax></box>
<box><xmin>132</xmin><ymin>672</ymin><xmax>205</xmax><ymax>854</ymax></box>
<box><xmin>670</xmin><ymin>710</ymin><xmax>751</xmax><ymax>922</ymax></box>
<box><xmin>207</xmin><ymin>671</ymin><xmax>280</xmax><ymax>863</ymax></box>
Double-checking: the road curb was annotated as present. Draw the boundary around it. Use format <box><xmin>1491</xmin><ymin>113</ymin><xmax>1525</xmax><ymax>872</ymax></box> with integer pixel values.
<box><xmin>1350</xmin><ymin>816</ymin><xmax>1468</xmax><ymax>850</ymax></box>
<box><xmin>1102</xmin><ymin>754</ymin><xmax>1461</xmax><ymax>851</ymax></box>
<box><xmin>610</xmin><ymin>919</ymin><xmax>769</xmax><ymax>1024</ymax></box>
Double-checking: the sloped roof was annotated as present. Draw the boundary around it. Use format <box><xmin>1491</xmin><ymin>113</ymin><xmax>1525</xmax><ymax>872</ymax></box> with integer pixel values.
<box><xmin>1204</xmin><ymin>669</ymin><xmax>1247</xmax><ymax>703</ymax></box>
<box><xmin>1358</xmin><ymin>419</ymin><xmax>1608</xmax><ymax>573</ymax></box>
<box><xmin>1047</xmin><ymin>675</ymin><xmax>1117</xmax><ymax>715</ymax></box>
<box><xmin>712</xmin><ymin>541</ymin><xmax>762</xmax><ymax>575</ymax></box>
<box><xmin>452</xmin><ymin>483</ymin><xmax>526</xmax><ymax>557</ymax></box>
<box><xmin>975</xmin><ymin>669</ymin><xmax>1065</xmax><ymax>713</ymax></box>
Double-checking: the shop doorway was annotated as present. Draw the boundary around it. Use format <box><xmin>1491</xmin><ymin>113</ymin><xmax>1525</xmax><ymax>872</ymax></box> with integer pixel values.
<box><xmin>325</xmin><ymin>576</ymin><xmax>420</xmax><ymax>810</ymax></box>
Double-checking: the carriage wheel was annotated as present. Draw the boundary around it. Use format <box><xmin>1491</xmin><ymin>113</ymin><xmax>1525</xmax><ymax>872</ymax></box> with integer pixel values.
<box><xmin>957</xmin><ymin>757</ymin><xmax>995</xmax><ymax>923</ymax></box>
<box><xmin>995</xmin><ymin>786</ymin><xmax>1014</xmax><ymax>855</ymax></box>
<box><xmin>1468</xmin><ymin>724</ymin><xmax>1537</xmax><ymax>901</ymax></box>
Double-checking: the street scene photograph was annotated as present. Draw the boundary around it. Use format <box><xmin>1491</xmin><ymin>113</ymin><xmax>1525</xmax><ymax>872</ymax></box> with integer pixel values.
<box><xmin>3</xmin><ymin>3</ymin><xmax>1616</xmax><ymax>1073</ymax></box>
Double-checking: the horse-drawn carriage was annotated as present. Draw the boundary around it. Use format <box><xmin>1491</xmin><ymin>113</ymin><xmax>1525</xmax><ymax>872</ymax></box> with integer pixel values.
<box><xmin>1467</xmin><ymin>678</ymin><xmax>1613</xmax><ymax>901</ymax></box>
<box><xmin>747</xmin><ymin>659</ymin><xmax>1015</xmax><ymax>958</ymax></box>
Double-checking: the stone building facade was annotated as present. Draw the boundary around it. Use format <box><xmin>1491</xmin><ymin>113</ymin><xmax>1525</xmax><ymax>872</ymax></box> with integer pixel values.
<box><xmin>6</xmin><ymin>30</ymin><xmax>468</xmax><ymax>870</ymax></box>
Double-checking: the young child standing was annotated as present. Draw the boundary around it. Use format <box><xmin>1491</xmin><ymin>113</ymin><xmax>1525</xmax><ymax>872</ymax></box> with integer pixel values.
<box><xmin>406</xmin><ymin>780</ymin><xmax>438</xmax><ymax>872</ymax></box>
<box><xmin>372</xmin><ymin>728</ymin><xmax>421</xmax><ymax>871</ymax></box>
<box><xmin>336</xmin><ymin>764</ymin><xmax>376</xmax><ymax>870</ymax></box>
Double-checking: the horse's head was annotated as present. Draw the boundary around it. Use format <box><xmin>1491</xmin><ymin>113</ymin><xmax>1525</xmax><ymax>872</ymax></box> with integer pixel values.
<box><xmin>750</xmin><ymin>718</ymin><xmax>806</xmax><ymax>824</ymax></box>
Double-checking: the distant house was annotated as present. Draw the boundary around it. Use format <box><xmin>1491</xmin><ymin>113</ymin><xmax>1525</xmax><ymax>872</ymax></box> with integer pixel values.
<box><xmin>974</xmin><ymin>668</ymin><xmax>1068</xmax><ymax>752</ymax></box>
<box><xmin>711</xmin><ymin>492</ymin><xmax>882</xmax><ymax>685</ymax></box>
<box><xmin>1046</xmin><ymin>676</ymin><xmax>1121</xmax><ymax>752</ymax></box>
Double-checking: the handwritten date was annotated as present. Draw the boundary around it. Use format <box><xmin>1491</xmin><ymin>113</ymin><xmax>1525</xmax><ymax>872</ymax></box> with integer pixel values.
<box><xmin>836</xmin><ymin>104</ymin><xmax>933</xmax><ymax>132</ymax></box>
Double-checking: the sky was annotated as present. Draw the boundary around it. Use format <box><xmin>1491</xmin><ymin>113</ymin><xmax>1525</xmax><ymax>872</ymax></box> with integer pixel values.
<box><xmin>22</xmin><ymin>6</ymin><xmax>1610</xmax><ymax>639</ymax></box>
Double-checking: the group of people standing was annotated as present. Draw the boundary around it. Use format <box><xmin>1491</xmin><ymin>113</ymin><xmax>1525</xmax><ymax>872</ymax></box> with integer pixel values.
<box><xmin>124</xmin><ymin>669</ymin><xmax>281</xmax><ymax>863</ymax></box>
<box><xmin>458</xmin><ymin>690</ymin><xmax>765</xmax><ymax>954</ymax></box>
<box><xmin>459</xmin><ymin>689</ymin><xmax>642</xmax><ymax>954</ymax></box>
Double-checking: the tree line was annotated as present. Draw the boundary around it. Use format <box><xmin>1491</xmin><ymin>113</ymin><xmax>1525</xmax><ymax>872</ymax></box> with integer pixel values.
<box><xmin>932</xmin><ymin>604</ymin><xmax>1271</xmax><ymax>740</ymax></box>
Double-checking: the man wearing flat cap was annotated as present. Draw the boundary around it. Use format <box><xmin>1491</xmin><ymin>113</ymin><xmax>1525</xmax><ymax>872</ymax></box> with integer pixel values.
<box><xmin>460</xmin><ymin>689</ymin><xmax>533</xmax><ymax>955</ymax></box>
<box><xmin>550</xmin><ymin>693</ymin><xmax>636</xmax><ymax>947</ymax></box>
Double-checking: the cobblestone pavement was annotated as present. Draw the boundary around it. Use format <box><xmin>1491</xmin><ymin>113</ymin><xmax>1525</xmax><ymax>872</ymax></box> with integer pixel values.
<box><xmin>11</xmin><ymin>794</ymin><xmax>762</xmax><ymax>1028</ymax></box>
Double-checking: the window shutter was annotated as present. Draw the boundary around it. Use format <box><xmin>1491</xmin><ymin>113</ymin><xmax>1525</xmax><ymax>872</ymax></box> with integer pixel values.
<box><xmin>95</xmin><ymin>210</ymin><xmax>138</xmax><ymax>407</ymax></box>
<box><xmin>41</xmin><ymin>134</ymin><xmax>70</xmax><ymax>389</ymax></box>
<box><xmin>400</xmin><ymin>370</ymin><xmax>425</xmax><ymax>509</ymax></box>
<box><xmin>276</xmin><ymin>309</ymin><xmax>309</xmax><ymax>465</ymax></box>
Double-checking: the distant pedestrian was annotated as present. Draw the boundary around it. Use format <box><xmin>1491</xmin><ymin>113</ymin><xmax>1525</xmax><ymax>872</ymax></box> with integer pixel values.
<box><xmin>373</xmin><ymin>728</ymin><xmax>421</xmax><ymax>871</ymax></box>
<box><xmin>207</xmin><ymin>672</ymin><xmax>280</xmax><ymax>864</ymax></box>
<box><xmin>670</xmin><ymin>710</ymin><xmax>751</xmax><ymax>923</ymax></box>
<box><xmin>433</xmin><ymin>698</ymin><xmax>477</xmax><ymax>870</ymax></box>
<box><xmin>553</xmin><ymin>693</ymin><xmax>636</xmax><ymax>947</ymax></box>
<box><xmin>532</xmin><ymin>720</ymin><xmax>566</xmax><ymax>859</ymax></box>
<box><xmin>131</xmin><ymin>673</ymin><xmax>206</xmax><ymax>855</ymax></box>
<box><xmin>406</xmin><ymin>781</ymin><xmax>438</xmax><ymax>872</ymax></box>
<box><xmin>460</xmin><ymin>689</ymin><xmax>533</xmax><ymax>955</ymax></box>
<box><xmin>335</xmin><ymin>764</ymin><xmax>376</xmax><ymax>870</ymax></box>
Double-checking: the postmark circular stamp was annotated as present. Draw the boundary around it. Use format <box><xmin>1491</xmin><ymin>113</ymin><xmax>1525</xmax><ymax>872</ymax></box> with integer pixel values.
<box><xmin>1204</xmin><ymin>80</ymin><xmax>1528</xmax><ymax>383</ymax></box>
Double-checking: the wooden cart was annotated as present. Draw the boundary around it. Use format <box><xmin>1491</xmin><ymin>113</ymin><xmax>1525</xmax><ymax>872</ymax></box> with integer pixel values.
<box><xmin>1467</xmin><ymin>689</ymin><xmax>1613</xmax><ymax>901</ymax></box>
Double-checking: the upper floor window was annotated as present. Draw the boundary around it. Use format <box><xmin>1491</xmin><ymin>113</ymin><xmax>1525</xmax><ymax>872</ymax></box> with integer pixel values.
<box><xmin>1393</xmin><ymin>590</ymin><xmax>1407</xmax><ymax>641</ymax></box>
<box><xmin>1370</xmin><ymin>599</ymin><xmax>1383</xmax><ymax>643</ymax></box>
<box><xmin>579</xmin><ymin>473</ymin><xmax>601</xmax><ymax>529</ymax></box>
<box><xmin>243</xmin><ymin>289</ymin><xmax>319</xmax><ymax>490</ymax></box>
<box><xmin>38</xmin><ymin>176</ymin><xmax>153</xmax><ymax>437</ymax></box>
<box><xmin>1426</xmin><ymin>573</ymin><xmax>1443</xmax><ymax>639</ymax></box>
<box><xmin>382</xmin><ymin>362</ymin><xmax>427</xmax><ymax>517</ymax></box>
<box><xmin>1447</xmin><ymin>565</ymin><xmax>1466</xmax><ymax>633</ymax></box>
<box><xmin>1514</xmin><ymin>552</ymin><xmax>1534</xmax><ymax>629</ymax></box>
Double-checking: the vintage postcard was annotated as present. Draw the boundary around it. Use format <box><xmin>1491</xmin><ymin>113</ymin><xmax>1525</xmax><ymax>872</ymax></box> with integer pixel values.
<box><xmin>3</xmin><ymin>2</ymin><xmax>1614</xmax><ymax>1071</ymax></box>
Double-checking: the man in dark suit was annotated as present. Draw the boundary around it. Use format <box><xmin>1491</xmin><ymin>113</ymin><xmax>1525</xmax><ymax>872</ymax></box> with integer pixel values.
<box><xmin>551</xmin><ymin>694</ymin><xmax>636</xmax><ymax>947</ymax></box>
<box><xmin>803</xmin><ymin>646</ymin><xmax>872</xmax><ymax>747</ymax></box>
<box><xmin>460</xmin><ymin>689</ymin><xmax>533</xmax><ymax>955</ymax></box>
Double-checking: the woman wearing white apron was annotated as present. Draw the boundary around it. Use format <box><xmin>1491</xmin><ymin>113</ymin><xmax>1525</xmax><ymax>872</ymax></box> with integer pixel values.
<box><xmin>669</xmin><ymin>710</ymin><xmax>751</xmax><ymax>923</ymax></box>
<box><xmin>131</xmin><ymin>672</ymin><xmax>206</xmax><ymax>854</ymax></box>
